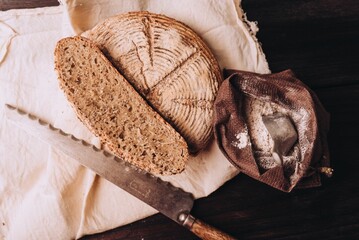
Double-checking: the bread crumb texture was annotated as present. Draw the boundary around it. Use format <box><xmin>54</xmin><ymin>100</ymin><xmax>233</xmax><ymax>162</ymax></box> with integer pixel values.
<box><xmin>55</xmin><ymin>36</ymin><xmax>188</xmax><ymax>175</ymax></box>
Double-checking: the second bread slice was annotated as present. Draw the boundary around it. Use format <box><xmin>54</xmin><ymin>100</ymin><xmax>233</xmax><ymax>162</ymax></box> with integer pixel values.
<box><xmin>54</xmin><ymin>36</ymin><xmax>188</xmax><ymax>175</ymax></box>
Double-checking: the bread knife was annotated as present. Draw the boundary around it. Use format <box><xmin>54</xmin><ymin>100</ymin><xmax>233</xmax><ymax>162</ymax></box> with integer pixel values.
<box><xmin>5</xmin><ymin>104</ymin><xmax>236</xmax><ymax>240</ymax></box>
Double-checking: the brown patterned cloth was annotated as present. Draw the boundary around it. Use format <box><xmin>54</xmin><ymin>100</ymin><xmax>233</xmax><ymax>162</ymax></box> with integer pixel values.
<box><xmin>213</xmin><ymin>69</ymin><xmax>330</xmax><ymax>192</ymax></box>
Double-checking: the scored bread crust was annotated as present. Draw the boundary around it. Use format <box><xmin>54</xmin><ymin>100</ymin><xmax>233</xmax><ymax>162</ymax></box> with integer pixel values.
<box><xmin>54</xmin><ymin>36</ymin><xmax>188</xmax><ymax>175</ymax></box>
<box><xmin>83</xmin><ymin>11</ymin><xmax>222</xmax><ymax>153</ymax></box>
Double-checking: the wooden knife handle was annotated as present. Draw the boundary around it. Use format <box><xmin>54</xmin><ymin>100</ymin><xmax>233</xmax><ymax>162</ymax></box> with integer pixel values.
<box><xmin>180</xmin><ymin>214</ymin><xmax>237</xmax><ymax>240</ymax></box>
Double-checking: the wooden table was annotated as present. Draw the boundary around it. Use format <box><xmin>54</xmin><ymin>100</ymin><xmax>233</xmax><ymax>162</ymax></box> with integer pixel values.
<box><xmin>1</xmin><ymin>0</ymin><xmax>358</xmax><ymax>239</ymax></box>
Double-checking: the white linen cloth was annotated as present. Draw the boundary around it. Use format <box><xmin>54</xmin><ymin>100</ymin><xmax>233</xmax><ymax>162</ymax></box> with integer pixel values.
<box><xmin>0</xmin><ymin>0</ymin><xmax>269</xmax><ymax>239</ymax></box>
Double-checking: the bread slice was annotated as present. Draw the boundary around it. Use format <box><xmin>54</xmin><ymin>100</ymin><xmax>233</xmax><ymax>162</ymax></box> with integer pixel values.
<box><xmin>83</xmin><ymin>11</ymin><xmax>222</xmax><ymax>153</ymax></box>
<box><xmin>54</xmin><ymin>36</ymin><xmax>188</xmax><ymax>175</ymax></box>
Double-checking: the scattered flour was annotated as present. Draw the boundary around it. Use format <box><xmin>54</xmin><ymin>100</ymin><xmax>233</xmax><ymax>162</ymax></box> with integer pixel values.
<box><xmin>243</xmin><ymin>96</ymin><xmax>294</xmax><ymax>172</ymax></box>
<box><xmin>291</xmin><ymin>107</ymin><xmax>311</xmax><ymax>159</ymax></box>
<box><xmin>244</xmin><ymin>97</ymin><xmax>278</xmax><ymax>154</ymax></box>
<box><xmin>232</xmin><ymin>131</ymin><xmax>250</xmax><ymax>149</ymax></box>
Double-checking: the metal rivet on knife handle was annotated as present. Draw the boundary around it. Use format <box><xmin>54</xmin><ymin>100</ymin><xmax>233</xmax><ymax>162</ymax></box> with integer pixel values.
<box><xmin>178</xmin><ymin>213</ymin><xmax>237</xmax><ymax>240</ymax></box>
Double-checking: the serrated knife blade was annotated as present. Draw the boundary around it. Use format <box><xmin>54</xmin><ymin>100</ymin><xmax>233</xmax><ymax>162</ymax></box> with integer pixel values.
<box><xmin>5</xmin><ymin>104</ymin><xmax>236</xmax><ymax>240</ymax></box>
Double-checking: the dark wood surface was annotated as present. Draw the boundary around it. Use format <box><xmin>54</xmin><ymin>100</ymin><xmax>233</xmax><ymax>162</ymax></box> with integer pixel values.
<box><xmin>1</xmin><ymin>0</ymin><xmax>359</xmax><ymax>239</ymax></box>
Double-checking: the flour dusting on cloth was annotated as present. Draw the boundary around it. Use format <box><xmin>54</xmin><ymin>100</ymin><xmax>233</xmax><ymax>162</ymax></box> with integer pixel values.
<box><xmin>232</xmin><ymin>131</ymin><xmax>250</xmax><ymax>149</ymax></box>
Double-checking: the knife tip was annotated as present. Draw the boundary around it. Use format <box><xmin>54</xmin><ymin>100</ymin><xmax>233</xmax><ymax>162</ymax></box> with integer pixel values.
<box><xmin>5</xmin><ymin>104</ymin><xmax>15</xmax><ymax>110</ymax></box>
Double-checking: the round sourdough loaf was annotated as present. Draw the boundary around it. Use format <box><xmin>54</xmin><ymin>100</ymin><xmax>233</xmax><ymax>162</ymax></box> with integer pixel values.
<box><xmin>83</xmin><ymin>11</ymin><xmax>222</xmax><ymax>153</ymax></box>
